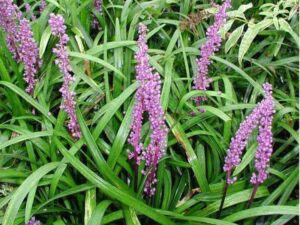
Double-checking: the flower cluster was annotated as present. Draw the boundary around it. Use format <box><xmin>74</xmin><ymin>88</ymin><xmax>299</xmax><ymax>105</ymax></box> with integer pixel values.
<box><xmin>92</xmin><ymin>0</ymin><xmax>102</xmax><ymax>29</ymax></box>
<box><xmin>18</xmin><ymin>18</ymin><xmax>40</xmax><ymax>94</ymax></box>
<box><xmin>26</xmin><ymin>217</ymin><xmax>41</xmax><ymax>225</ymax></box>
<box><xmin>223</xmin><ymin>83</ymin><xmax>275</xmax><ymax>184</ymax></box>
<box><xmin>0</xmin><ymin>0</ymin><xmax>40</xmax><ymax>95</ymax></box>
<box><xmin>0</xmin><ymin>0</ymin><xmax>22</xmax><ymax>61</ymax></box>
<box><xmin>128</xmin><ymin>23</ymin><xmax>168</xmax><ymax>196</ymax></box>
<box><xmin>49</xmin><ymin>13</ymin><xmax>81</xmax><ymax>139</ymax></box>
<box><xmin>193</xmin><ymin>0</ymin><xmax>231</xmax><ymax>104</ymax></box>
<box><xmin>250</xmin><ymin>83</ymin><xmax>275</xmax><ymax>185</ymax></box>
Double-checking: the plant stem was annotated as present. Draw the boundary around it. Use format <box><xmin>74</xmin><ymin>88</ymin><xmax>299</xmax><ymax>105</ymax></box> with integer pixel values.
<box><xmin>134</xmin><ymin>163</ymin><xmax>138</xmax><ymax>192</ymax></box>
<box><xmin>217</xmin><ymin>172</ymin><xmax>230</xmax><ymax>218</ymax></box>
<box><xmin>247</xmin><ymin>183</ymin><xmax>259</xmax><ymax>208</ymax></box>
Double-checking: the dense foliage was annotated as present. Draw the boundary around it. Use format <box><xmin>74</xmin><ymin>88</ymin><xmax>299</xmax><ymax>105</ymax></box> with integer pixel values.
<box><xmin>0</xmin><ymin>0</ymin><xmax>298</xmax><ymax>224</ymax></box>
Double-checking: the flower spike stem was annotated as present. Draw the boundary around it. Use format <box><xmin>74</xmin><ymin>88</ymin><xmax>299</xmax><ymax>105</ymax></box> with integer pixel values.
<box><xmin>246</xmin><ymin>183</ymin><xmax>259</xmax><ymax>208</ymax></box>
<box><xmin>217</xmin><ymin>172</ymin><xmax>230</xmax><ymax>218</ymax></box>
<box><xmin>217</xmin><ymin>181</ymin><xmax>228</xmax><ymax>218</ymax></box>
<box><xmin>133</xmin><ymin>163</ymin><xmax>138</xmax><ymax>192</ymax></box>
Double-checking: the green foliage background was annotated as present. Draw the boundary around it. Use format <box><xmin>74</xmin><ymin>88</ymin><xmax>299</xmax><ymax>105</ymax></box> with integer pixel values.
<box><xmin>0</xmin><ymin>0</ymin><xmax>298</xmax><ymax>224</ymax></box>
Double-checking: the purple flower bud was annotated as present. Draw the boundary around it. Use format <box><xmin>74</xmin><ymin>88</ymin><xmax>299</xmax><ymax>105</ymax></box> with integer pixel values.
<box><xmin>193</xmin><ymin>0</ymin><xmax>231</xmax><ymax>104</ymax></box>
<box><xmin>223</xmin><ymin>83</ymin><xmax>275</xmax><ymax>185</ymax></box>
<box><xmin>128</xmin><ymin>23</ymin><xmax>168</xmax><ymax>196</ymax></box>
<box><xmin>26</xmin><ymin>217</ymin><xmax>41</xmax><ymax>225</ymax></box>
<box><xmin>39</xmin><ymin>0</ymin><xmax>46</xmax><ymax>13</ymax></box>
<box><xmin>49</xmin><ymin>13</ymin><xmax>81</xmax><ymax>139</ymax></box>
<box><xmin>92</xmin><ymin>0</ymin><xmax>102</xmax><ymax>30</ymax></box>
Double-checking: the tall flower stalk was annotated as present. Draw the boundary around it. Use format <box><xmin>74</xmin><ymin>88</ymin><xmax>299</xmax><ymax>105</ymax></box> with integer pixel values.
<box><xmin>0</xmin><ymin>0</ymin><xmax>40</xmax><ymax>95</ymax></box>
<box><xmin>128</xmin><ymin>23</ymin><xmax>168</xmax><ymax>197</ymax></box>
<box><xmin>49</xmin><ymin>13</ymin><xmax>81</xmax><ymax>139</ymax></box>
<box><xmin>193</xmin><ymin>0</ymin><xmax>231</xmax><ymax>104</ymax></box>
<box><xmin>248</xmin><ymin>83</ymin><xmax>274</xmax><ymax>207</ymax></box>
<box><xmin>218</xmin><ymin>83</ymin><xmax>275</xmax><ymax>217</ymax></box>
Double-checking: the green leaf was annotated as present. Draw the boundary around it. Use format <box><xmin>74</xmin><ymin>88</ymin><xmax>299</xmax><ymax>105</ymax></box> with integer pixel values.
<box><xmin>69</xmin><ymin>52</ymin><xmax>126</xmax><ymax>80</ymax></box>
<box><xmin>201</xmin><ymin>106</ymin><xmax>231</xmax><ymax>122</ymax></box>
<box><xmin>0</xmin><ymin>131</ymin><xmax>52</xmax><ymax>150</ymax></box>
<box><xmin>76</xmin><ymin>110</ymin><xmax>133</xmax><ymax>194</ymax></box>
<box><xmin>211</xmin><ymin>56</ymin><xmax>263</xmax><ymax>93</ymax></box>
<box><xmin>177</xmin><ymin>90</ymin><xmax>236</xmax><ymax>113</ymax></box>
<box><xmin>107</xmin><ymin>99</ymin><xmax>134</xmax><ymax>169</ymax></box>
<box><xmin>84</xmin><ymin>189</ymin><xmax>96</xmax><ymax>225</ymax></box>
<box><xmin>224</xmin><ymin>206</ymin><xmax>298</xmax><ymax>222</ymax></box>
<box><xmin>166</xmin><ymin>114</ymin><xmax>210</xmax><ymax>192</ymax></box>
<box><xmin>55</xmin><ymin>138</ymin><xmax>176</xmax><ymax>225</ymax></box>
<box><xmin>92</xmin><ymin>82</ymin><xmax>138</xmax><ymax>136</ymax></box>
<box><xmin>34</xmin><ymin>183</ymin><xmax>95</xmax><ymax>213</ymax></box>
<box><xmin>53</xmin><ymin>219</ymin><xmax>67</xmax><ymax>225</ymax></box>
<box><xmin>238</xmin><ymin>22</ymin><xmax>259</xmax><ymax>65</ymax></box>
<box><xmin>225</xmin><ymin>25</ymin><xmax>244</xmax><ymax>53</ymax></box>
<box><xmin>123</xmin><ymin>206</ymin><xmax>141</xmax><ymax>225</ymax></box>
<box><xmin>195</xmin><ymin>187</ymin><xmax>269</xmax><ymax>217</ymax></box>
<box><xmin>88</xmin><ymin>200</ymin><xmax>112</xmax><ymax>225</ymax></box>
<box><xmin>278</xmin><ymin>18</ymin><xmax>299</xmax><ymax>45</ymax></box>
<box><xmin>39</xmin><ymin>26</ymin><xmax>51</xmax><ymax>58</ymax></box>
<box><xmin>3</xmin><ymin>162</ymin><xmax>60</xmax><ymax>225</ymax></box>
<box><xmin>161</xmin><ymin>58</ymin><xmax>174</xmax><ymax>110</ymax></box>
<box><xmin>227</xmin><ymin>3</ymin><xmax>253</xmax><ymax>19</ymax></box>
<box><xmin>0</xmin><ymin>81</ymin><xmax>56</xmax><ymax>123</ymax></box>
<box><xmin>232</xmin><ymin>144</ymin><xmax>257</xmax><ymax>176</ymax></box>
<box><xmin>46</xmin><ymin>0</ymin><xmax>66</xmax><ymax>11</ymax></box>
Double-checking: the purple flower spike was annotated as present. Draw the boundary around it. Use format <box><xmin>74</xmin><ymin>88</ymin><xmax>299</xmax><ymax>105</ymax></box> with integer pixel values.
<box><xmin>18</xmin><ymin>18</ymin><xmax>40</xmax><ymax>94</ymax></box>
<box><xmin>128</xmin><ymin>23</ymin><xmax>168</xmax><ymax>196</ymax></box>
<box><xmin>223</xmin><ymin>83</ymin><xmax>275</xmax><ymax>185</ymax></box>
<box><xmin>49</xmin><ymin>13</ymin><xmax>81</xmax><ymax>139</ymax></box>
<box><xmin>0</xmin><ymin>0</ymin><xmax>40</xmax><ymax>95</ymax></box>
<box><xmin>40</xmin><ymin>0</ymin><xmax>47</xmax><ymax>13</ymax></box>
<box><xmin>92</xmin><ymin>0</ymin><xmax>102</xmax><ymax>29</ymax></box>
<box><xmin>250</xmin><ymin>83</ymin><xmax>275</xmax><ymax>185</ymax></box>
<box><xmin>223</xmin><ymin>101</ymin><xmax>261</xmax><ymax>184</ymax></box>
<box><xmin>0</xmin><ymin>0</ymin><xmax>22</xmax><ymax>61</ymax></box>
<box><xmin>193</xmin><ymin>0</ymin><xmax>231</xmax><ymax>104</ymax></box>
<box><xmin>25</xmin><ymin>3</ymin><xmax>36</xmax><ymax>21</ymax></box>
<box><xmin>26</xmin><ymin>217</ymin><xmax>41</xmax><ymax>225</ymax></box>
